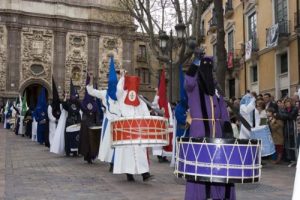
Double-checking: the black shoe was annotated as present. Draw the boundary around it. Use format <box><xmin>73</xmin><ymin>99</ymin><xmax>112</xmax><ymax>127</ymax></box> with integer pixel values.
<box><xmin>109</xmin><ymin>163</ymin><xmax>114</xmax><ymax>173</ymax></box>
<box><xmin>162</xmin><ymin>156</ymin><xmax>169</xmax><ymax>162</ymax></box>
<box><xmin>126</xmin><ymin>174</ymin><xmax>135</xmax><ymax>182</ymax></box>
<box><xmin>142</xmin><ymin>173</ymin><xmax>154</xmax><ymax>182</ymax></box>
<box><xmin>157</xmin><ymin>156</ymin><xmax>164</xmax><ymax>163</ymax></box>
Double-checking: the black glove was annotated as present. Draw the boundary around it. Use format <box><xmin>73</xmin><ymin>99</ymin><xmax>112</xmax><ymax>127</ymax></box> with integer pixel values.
<box><xmin>186</xmin><ymin>63</ymin><xmax>198</xmax><ymax>77</ymax></box>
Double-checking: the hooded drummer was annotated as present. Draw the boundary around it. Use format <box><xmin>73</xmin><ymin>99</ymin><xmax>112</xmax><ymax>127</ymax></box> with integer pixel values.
<box><xmin>184</xmin><ymin>52</ymin><xmax>236</xmax><ymax>199</ymax></box>
<box><xmin>113</xmin><ymin>71</ymin><xmax>153</xmax><ymax>182</ymax></box>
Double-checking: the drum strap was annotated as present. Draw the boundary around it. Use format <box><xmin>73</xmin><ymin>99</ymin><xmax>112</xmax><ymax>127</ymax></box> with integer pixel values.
<box><xmin>225</xmin><ymin>183</ymin><xmax>232</xmax><ymax>199</ymax></box>
<box><xmin>252</xmin><ymin>110</ymin><xmax>256</xmax><ymax>127</ymax></box>
<box><xmin>205</xmin><ymin>184</ymin><xmax>211</xmax><ymax>199</ymax></box>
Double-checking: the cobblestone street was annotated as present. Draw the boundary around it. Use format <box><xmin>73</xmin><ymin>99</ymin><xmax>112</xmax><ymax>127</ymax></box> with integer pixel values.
<box><xmin>0</xmin><ymin>127</ymin><xmax>296</xmax><ymax>200</ymax></box>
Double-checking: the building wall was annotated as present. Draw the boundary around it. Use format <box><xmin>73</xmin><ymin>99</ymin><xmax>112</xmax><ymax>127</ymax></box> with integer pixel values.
<box><xmin>0</xmin><ymin>0</ymin><xmax>152</xmax><ymax>102</ymax></box>
<box><xmin>201</xmin><ymin>0</ymin><xmax>299</xmax><ymax>99</ymax></box>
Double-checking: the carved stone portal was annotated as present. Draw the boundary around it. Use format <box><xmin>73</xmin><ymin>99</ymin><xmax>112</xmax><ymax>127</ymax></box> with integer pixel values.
<box><xmin>20</xmin><ymin>28</ymin><xmax>53</xmax><ymax>88</ymax></box>
<box><xmin>0</xmin><ymin>25</ymin><xmax>7</xmax><ymax>91</ymax></box>
<box><xmin>99</xmin><ymin>36</ymin><xmax>123</xmax><ymax>89</ymax></box>
<box><xmin>65</xmin><ymin>32</ymin><xmax>88</xmax><ymax>97</ymax></box>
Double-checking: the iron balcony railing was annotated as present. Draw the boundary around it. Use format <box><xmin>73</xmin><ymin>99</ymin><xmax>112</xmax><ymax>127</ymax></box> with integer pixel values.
<box><xmin>266</xmin><ymin>20</ymin><xmax>290</xmax><ymax>38</ymax></box>
<box><xmin>249</xmin><ymin>33</ymin><xmax>259</xmax><ymax>52</ymax></box>
<box><xmin>225</xmin><ymin>0</ymin><xmax>233</xmax><ymax>15</ymax></box>
<box><xmin>208</xmin><ymin>15</ymin><xmax>217</xmax><ymax>28</ymax></box>
<box><xmin>227</xmin><ymin>49</ymin><xmax>243</xmax><ymax>69</ymax></box>
<box><xmin>294</xmin><ymin>11</ymin><xmax>300</xmax><ymax>28</ymax></box>
<box><xmin>136</xmin><ymin>54</ymin><xmax>147</xmax><ymax>63</ymax></box>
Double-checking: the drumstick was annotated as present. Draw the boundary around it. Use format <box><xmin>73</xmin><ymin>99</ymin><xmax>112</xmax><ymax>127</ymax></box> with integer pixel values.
<box><xmin>138</xmin><ymin>95</ymin><xmax>165</xmax><ymax>116</ymax></box>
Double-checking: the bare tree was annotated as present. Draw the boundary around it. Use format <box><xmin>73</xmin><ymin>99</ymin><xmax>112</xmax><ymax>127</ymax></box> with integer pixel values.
<box><xmin>120</xmin><ymin>0</ymin><xmax>227</xmax><ymax>96</ymax></box>
<box><xmin>213</xmin><ymin>0</ymin><xmax>227</xmax><ymax>92</ymax></box>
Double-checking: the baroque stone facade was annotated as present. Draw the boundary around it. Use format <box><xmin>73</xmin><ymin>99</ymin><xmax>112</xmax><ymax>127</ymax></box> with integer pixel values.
<box><xmin>65</xmin><ymin>32</ymin><xmax>88</xmax><ymax>97</ymax></box>
<box><xmin>98</xmin><ymin>35</ymin><xmax>123</xmax><ymax>89</ymax></box>
<box><xmin>20</xmin><ymin>28</ymin><xmax>53</xmax><ymax>88</ymax></box>
<box><xmin>0</xmin><ymin>25</ymin><xmax>7</xmax><ymax>91</ymax></box>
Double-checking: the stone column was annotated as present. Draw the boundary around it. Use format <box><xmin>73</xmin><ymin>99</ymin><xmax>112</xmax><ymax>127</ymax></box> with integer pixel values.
<box><xmin>53</xmin><ymin>28</ymin><xmax>67</xmax><ymax>96</ymax></box>
<box><xmin>87</xmin><ymin>32</ymin><xmax>100</xmax><ymax>78</ymax></box>
<box><xmin>122</xmin><ymin>38</ymin><xmax>134</xmax><ymax>74</ymax></box>
<box><xmin>6</xmin><ymin>23</ymin><xmax>21</xmax><ymax>92</ymax></box>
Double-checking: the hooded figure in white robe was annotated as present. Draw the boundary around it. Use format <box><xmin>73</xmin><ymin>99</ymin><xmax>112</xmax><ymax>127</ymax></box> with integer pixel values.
<box><xmin>31</xmin><ymin>108</ymin><xmax>38</xmax><ymax>142</ymax></box>
<box><xmin>50</xmin><ymin>104</ymin><xmax>67</xmax><ymax>155</ymax></box>
<box><xmin>48</xmin><ymin>77</ymin><xmax>61</xmax><ymax>146</ymax></box>
<box><xmin>239</xmin><ymin>93</ymin><xmax>256</xmax><ymax>139</ymax></box>
<box><xmin>86</xmin><ymin>57</ymin><xmax>120</xmax><ymax>168</ymax></box>
<box><xmin>152</xmin><ymin>94</ymin><xmax>174</xmax><ymax>160</ymax></box>
<box><xmin>113</xmin><ymin>72</ymin><xmax>153</xmax><ymax>182</ymax></box>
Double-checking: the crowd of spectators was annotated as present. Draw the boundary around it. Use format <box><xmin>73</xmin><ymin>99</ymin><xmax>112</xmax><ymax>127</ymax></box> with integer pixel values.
<box><xmin>228</xmin><ymin>91</ymin><xmax>300</xmax><ymax>166</ymax></box>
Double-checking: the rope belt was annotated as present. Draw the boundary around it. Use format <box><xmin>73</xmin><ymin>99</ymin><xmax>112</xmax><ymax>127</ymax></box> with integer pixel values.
<box><xmin>192</xmin><ymin>118</ymin><xmax>221</xmax><ymax>121</ymax></box>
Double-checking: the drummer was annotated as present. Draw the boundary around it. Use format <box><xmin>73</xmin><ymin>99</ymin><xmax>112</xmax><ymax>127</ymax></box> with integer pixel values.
<box><xmin>79</xmin><ymin>74</ymin><xmax>101</xmax><ymax>164</ymax></box>
<box><xmin>113</xmin><ymin>70</ymin><xmax>154</xmax><ymax>182</ymax></box>
<box><xmin>184</xmin><ymin>52</ymin><xmax>236</xmax><ymax>199</ymax></box>
<box><xmin>62</xmin><ymin>80</ymin><xmax>82</xmax><ymax>157</ymax></box>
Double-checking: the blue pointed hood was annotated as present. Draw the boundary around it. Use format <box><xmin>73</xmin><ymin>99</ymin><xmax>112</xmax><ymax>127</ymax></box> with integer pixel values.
<box><xmin>179</xmin><ymin>64</ymin><xmax>188</xmax><ymax>104</ymax></box>
<box><xmin>107</xmin><ymin>56</ymin><xmax>118</xmax><ymax>101</ymax></box>
<box><xmin>81</xmin><ymin>73</ymin><xmax>97</xmax><ymax>113</ymax></box>
<box><xmin>37</xmin><ymin>87</ymin><xmax>47</xmax><ymax>111</ymax></box>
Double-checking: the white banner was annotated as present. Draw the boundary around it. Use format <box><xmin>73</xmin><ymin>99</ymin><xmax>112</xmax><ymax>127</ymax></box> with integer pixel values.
<box><xmin>245</xmin><ymin>39</ymin><xmax>252</xmax><ymax>60</ymax></box>
<box><xmin>266</xmin><ymin>23</ymin><xmax>279</xmax><ymax>48</ymax></box>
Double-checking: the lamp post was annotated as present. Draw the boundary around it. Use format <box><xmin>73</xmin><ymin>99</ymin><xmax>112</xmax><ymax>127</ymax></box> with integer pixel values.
<box><xmin>159</xmin><ymin>21</ymin><xmax>186</xmax><ymax>103</ymax></box>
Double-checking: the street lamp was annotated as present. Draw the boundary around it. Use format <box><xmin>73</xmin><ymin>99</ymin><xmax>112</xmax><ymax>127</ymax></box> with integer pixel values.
<box><xmin>158</xmin><ymin>22</ymin><xmax>187</xmax><ymax>103</ymax></box>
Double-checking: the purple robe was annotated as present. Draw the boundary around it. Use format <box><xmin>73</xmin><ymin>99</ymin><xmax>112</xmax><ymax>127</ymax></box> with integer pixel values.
<box><xmin>184</xmin><ymin>74</ymin><xmax>236</xmax><ymax>200</ymax></box>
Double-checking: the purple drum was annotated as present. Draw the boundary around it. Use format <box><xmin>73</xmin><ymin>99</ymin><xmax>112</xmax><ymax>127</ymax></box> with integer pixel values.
<box><xmin>175</xmin><ymin>137</ymin><xmax>262</xmax><ymax>184</ymax></box>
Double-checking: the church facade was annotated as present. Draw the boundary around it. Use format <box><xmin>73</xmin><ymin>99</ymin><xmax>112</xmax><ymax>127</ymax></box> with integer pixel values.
<box><xmin>0</xmin><ymin>0</ymin><xmax>158</xmax><ymax>106</ymax></box>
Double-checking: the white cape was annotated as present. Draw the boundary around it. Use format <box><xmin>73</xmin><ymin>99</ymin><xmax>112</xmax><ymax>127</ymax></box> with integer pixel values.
<box><xmin>18</xmin><ymin>116</ymin><xmax>25</xmax><ymax>135</ymax></box>
<box><xmin>48</xmin><ymin>105</ymin><xmax>57</xmax><ymax>146</ymax></box>
<box><xmin>31</xmin><ymin>118</ymin><xmax>38</xmax><ymax>142</ymax></box>
<box><xmin>50</xmin><ymin>107</ymin><xmax>67</xmax><ymax>155</ymax></box>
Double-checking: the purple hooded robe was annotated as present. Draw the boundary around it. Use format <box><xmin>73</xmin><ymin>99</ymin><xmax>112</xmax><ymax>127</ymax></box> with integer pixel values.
<box><xmin>184</xmin><ymin>57</ymin><xmax>236</xmax><ymax>200</ymax></box>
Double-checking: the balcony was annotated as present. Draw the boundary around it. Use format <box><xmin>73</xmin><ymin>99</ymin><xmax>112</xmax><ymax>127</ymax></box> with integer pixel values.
<box><xmin>224</xmin><ymin>0</ymin><xmax>234</xmax><ymax>18</ymax></box>
<box><xmin>266</xmin><ymin>20</ymin><xmax>290</xmax><ymax>48</ymax></box>
<box><xmin>294</xmin><ymin>11</ymin><xmax>300</xmax><ymax>32</ymax></box>
<box><xmin>199</xmin><ymin>27</ymin><xmax>206</xmax><ymax>41</ymax></box>
<box><xmin>227</xmin><ymin>49</ymin><xmax>243</xmax><ymax>69</ymax></box>
<box><xmin>136</xmin><ymin>54</ymin><xmax>147</xmax><ymax>63</ymax></box>
<box><xmin>208</xmin><ymin>16</ymin><xmax>217</xmax><ymax>33</ymax></box>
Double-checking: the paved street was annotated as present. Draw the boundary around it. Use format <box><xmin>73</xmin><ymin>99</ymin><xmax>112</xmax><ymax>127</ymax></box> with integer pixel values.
<box><xmin>0</xmin><ymin>126</ymin><xmax>296</xmax><ymax>200</ymax></box>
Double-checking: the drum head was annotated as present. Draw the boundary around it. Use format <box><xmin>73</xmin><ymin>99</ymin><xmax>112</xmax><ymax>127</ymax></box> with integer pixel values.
<box><xmin>176</xmin><ymin>173</ymin><xmax>260</xmax><ymax>184</ymax></box>
<box><xmin>66</xmin><ymin>124</ymin><xmax>81</xmax><ymax>132</ymax></box>
<box><xmin>89</xmin><ymin>126</ymin><xmax>102</xmax><ymax>130</ymax></box>
<box><xmin>178</xmin><ymin>137</ymin><xmax>260</xmax><ymax>145</ymax></box>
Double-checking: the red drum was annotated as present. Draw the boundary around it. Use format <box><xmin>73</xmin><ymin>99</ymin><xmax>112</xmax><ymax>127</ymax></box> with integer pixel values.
<box><xmin>111</xmin><ymin>116</ymin><xmax>169</xmax><ymax>147</ymax></box>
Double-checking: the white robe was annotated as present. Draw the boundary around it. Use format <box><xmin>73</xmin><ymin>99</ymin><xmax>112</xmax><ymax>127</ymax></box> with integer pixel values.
<box><xmin>31</xmin><ymin>118</ymin><xmax>38</xmax><ymax>142</ymax></box>
<box><xmin>86</xmin><ymin>85</ymin><xmax>121</xmax><ymax>163</ymax></box>
<box><xmin>113</xmin><ymin>76</ymin><xmax>150</xmax><ymax>175</ymax></box>
<box><xmin>292</xmin><ymin>151</ymin><xmax>300</xmax><ymax>200</ymax></box>
<box><xmin>50</xmin><ymin>105</ymin><xmax>68</xmax><ymax>155</ymax></box>
<box><xmin>18</xmin><ymin>116</ymin><xmax>25</xmax><ymax>135</ymax></box>
<box><xmin>239</xmin><ymin>98</ymin><xmax>256</xmax><ymax>139</ymax></box>
<box><xmin>3</xmin><ymin>111</ymin><xmax>7</xmax><ymax>129</ymax></box>
<box><xmin>48</xmin><ymin>105</ymin><xmax>58</xmax><ymax>146</ymax></box>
